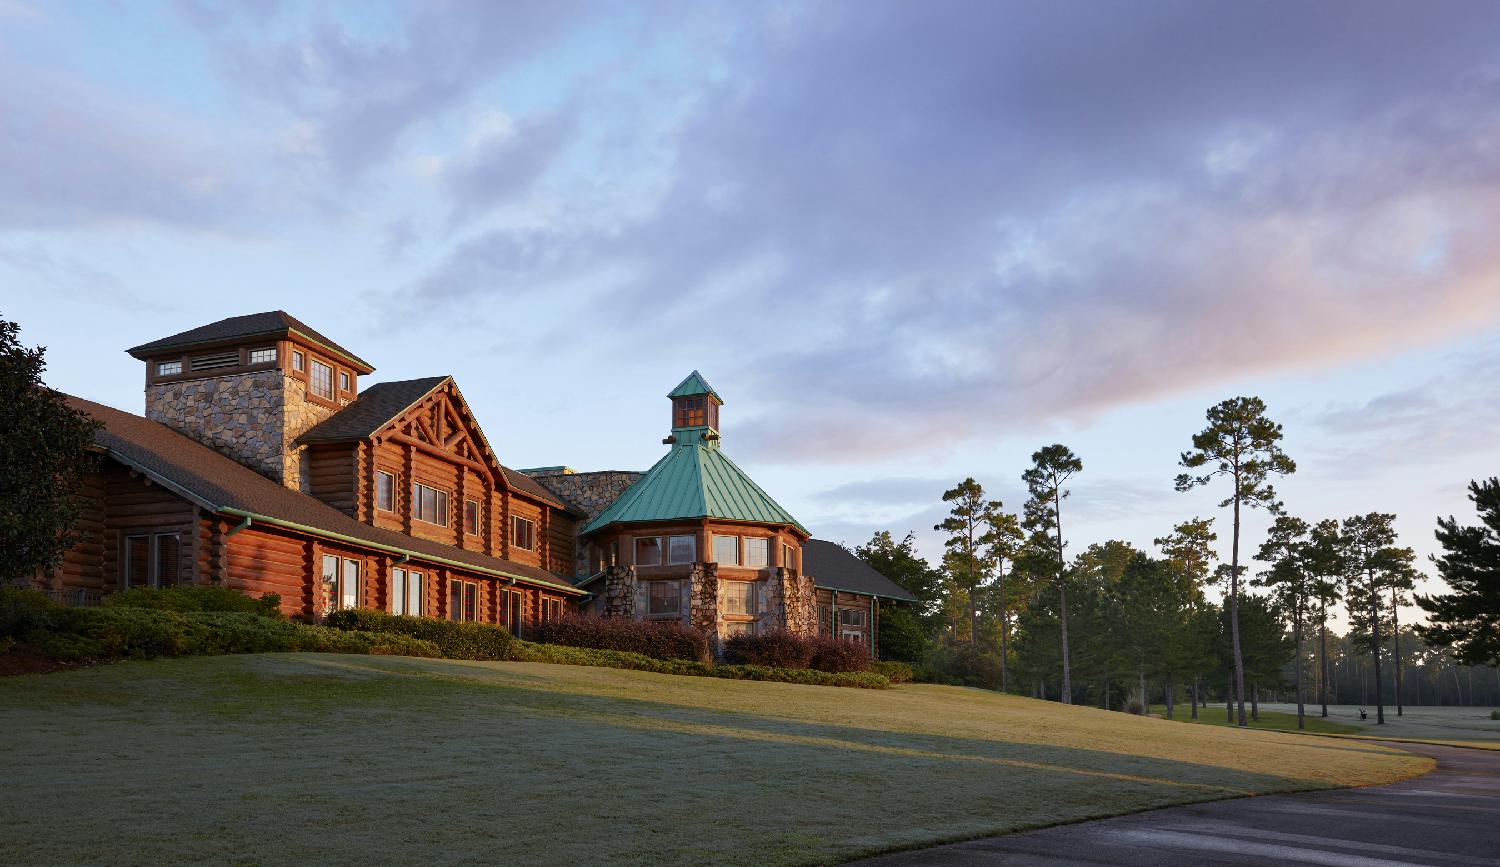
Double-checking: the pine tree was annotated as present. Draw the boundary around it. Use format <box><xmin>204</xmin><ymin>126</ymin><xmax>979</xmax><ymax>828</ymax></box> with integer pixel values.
<box><xmin>1023</xmin><ymin>445</ymin><xmax>1082</xmax><ymax>703</ymax></box>
<box><xmin>1417</xmin><ymin>479</ymin><xmax>1500</xmax><ymax>668</ymax></box>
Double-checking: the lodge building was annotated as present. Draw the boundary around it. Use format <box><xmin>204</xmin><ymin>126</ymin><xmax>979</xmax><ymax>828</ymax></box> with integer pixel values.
<box><xmin>31</xmin><ymin>312</ymin><xmax>915</xmax><ymax>653</ymax></box>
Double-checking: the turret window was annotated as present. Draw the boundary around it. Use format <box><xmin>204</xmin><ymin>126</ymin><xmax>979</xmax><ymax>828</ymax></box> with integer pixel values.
<box><xmin>712</xmin><ymin>534</ymin><xmax>739</xmax><ymax>566</ymax></box>
<box><xmin>723</xmin><ymin>580</ymin><xmax>755</xmax><ymax>615</ymax></box>
<box><xmin>309</xmin><ymin>359</ymin><xmax>334</xmax><ymax>400</ymax></box>
<box><xmin>648</xmin><ymin>580</ymin><xmax>681</xmax><ymax>615</ymax></box>
<box><xmin>673</xmin><ymin>396</ymin><xmax>707</xmax><ymax>428</ymax></box>
<box><xmin>634</xmin><ymin>535</ymin><xmax>662</xmax><ymax>566</ymax></box>
<box><xmin>744</xmin><ymin>537</ymin><xmax>769</xmax><ymax>568</ymax></box>
<box><xmin>667</xmin><ymin>535</ymin><xmax>696</xmax><ymax>564</ymax></box>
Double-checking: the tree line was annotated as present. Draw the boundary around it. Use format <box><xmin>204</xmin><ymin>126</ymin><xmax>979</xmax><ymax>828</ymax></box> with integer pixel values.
<box><xmin>860</xmin><ymin>396</ymin><xmax>1500</xmax><ymax>728</ymax></box>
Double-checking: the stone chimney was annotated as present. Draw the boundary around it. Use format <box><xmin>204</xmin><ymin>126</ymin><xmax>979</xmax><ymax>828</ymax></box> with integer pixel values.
<box><xmin>127</xmin><ymin>312</ymin><xmax>374</xmax><ymax>490</ymax></box>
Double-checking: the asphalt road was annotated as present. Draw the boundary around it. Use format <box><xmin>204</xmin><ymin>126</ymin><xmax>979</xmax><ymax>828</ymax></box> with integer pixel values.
<box><xmin>852</xmin><ymin>742</ymin><xmax>1500</xmax><ymax>866</ymax></box>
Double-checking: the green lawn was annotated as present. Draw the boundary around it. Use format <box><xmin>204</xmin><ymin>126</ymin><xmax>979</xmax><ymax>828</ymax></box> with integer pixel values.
<box><xmin>1259</xmin><ymin>702</ymin><xmax>1500</xmax><ymax>750</ymax></box>
<box><xmin>1148</xmin><ymin>704</ymin><xmax>1361</xmax><ymax>735</ymax></box>
<box><xmin>0</xmin><ymin>655</ymin><xmax>1430</xmax><ymax>866</ymax></box>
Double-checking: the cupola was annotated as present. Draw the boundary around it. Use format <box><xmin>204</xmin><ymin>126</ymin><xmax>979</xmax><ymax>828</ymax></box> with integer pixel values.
<box><xmin>666</xmin><ymin>370</ymin><xmax>722</xmax><ymax>445</ymax></box>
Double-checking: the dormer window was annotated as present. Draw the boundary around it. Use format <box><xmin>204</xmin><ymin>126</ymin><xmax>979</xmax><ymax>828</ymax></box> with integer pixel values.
<box><xmin>309</xmin><ymin>359</ymin><xmax>333</xmax><ymax>400</ymax></box>
<box><xmin>157</xmin><ymin>361</ymin><xmax>182</xmax><ymax>376</ymax></box>
<box><xmin>248</xmin><ymin>347</ymin><xmax>276</xmax><ymax>364</ymax></box>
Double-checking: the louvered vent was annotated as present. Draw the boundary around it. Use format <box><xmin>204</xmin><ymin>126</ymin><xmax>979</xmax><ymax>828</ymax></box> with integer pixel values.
<box><xmin>190</xmin><ymin>352</ymin><xmax>239</xmax><ymax>371</ymax></box>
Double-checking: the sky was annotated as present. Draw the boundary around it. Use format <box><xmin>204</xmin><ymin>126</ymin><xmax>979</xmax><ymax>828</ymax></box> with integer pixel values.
<box><xmin>4</xmin><ymin>1</ymin><xmax>1500</xmax><ymax>621</ymax></box>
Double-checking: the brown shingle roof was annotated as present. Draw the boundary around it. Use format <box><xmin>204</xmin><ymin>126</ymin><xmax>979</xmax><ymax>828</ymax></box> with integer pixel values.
<box><xmin>126</xmin><ymin>311</ymin><xmax>374</xmax><ymax>373</ymax></box>
<box><xmin>299</xmin><ymin>377</ymin><xmax>450</xmax><ymax>443</ymax></box>
<box><xmin>803</xmin><ymin>539</ymin><xmax>918</xmax><ymax>602</ymax></box>
<box><xmin>67</xmin><ymin>396</ymin><xmax>581</xmax><ymax>595</ymax></box>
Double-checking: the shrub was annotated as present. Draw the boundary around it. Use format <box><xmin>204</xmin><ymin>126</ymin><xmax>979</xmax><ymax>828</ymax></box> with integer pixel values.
<box><xmin>104</xmin><ymin>586</ymin><xmax>282</xmax><ymax>617</ymax></box>
<box><xmin>0</xmin><ymin>588</ymin><xmax>66</xmax><ymax>642</ymax></box>
<box><xmin>722</xmin><ymin>629</ymin><xmax>815</xmax><ymax>668</ymax></box>
<box><xmin>871</xmin><ymin>660</ymin><xmax>914</xmax><ymax>683</ymax></box>
<box><xmin>507</xmin><ymin>640</ymin><xmax>889</xmax><ymax>689</ymax></box>
<box><xmin>534</xmin><ymin>615</ymin><xmax>710</xmax><ymax>663</ymax></box>
<box><xmin>924</xmin><ymin>643</ymin><xmax>1003</xmax><ymax>690</ymax></box>
<box><xmin>809</xmin><ymin>636</ymin><xmax>872</xmax><ymax>673</ymax></box>
<box><xmin>1490</xmin><ymin>709</ymin><xmax>1499</xmax><ymax>721</ymax></box>
<box><xmin>324</xmin><ymin>609</ymin><xmax>513</xmax><ymax>660</ymax></box>
<box><xmin>1122</xmin><ymin>698</ymin><xmax>1146</xmax><ymax>716</ymax></box>
<box><xmin>876</xmin><ymin>605</ymin><xmax>928</xmax><ymax>663</ymax></box>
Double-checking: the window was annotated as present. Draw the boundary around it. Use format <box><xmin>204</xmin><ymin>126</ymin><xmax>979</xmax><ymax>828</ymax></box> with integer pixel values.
<box><xmin>667</xmin><ymin>535</ymin><xmax>696</xmax><ymax>564</ymax></box>
<box><xmin>839</xmin><ymin>608</ymin><xmax>867</xmax><ymax>628</ymax></box>
<box><xmin>449</xmin><ymin>579</ymin><xmax>478</xmax><ymax>622</ymax></box>
<box><xmin>376</xmin><ymin>471</ymin><xmax>395</xmax><ymax>512</ymax></box>
<box><xmin>157</xmin><ymin>361</ymin><xmax>182</xmax><ymax>376</ymax></box>
<box><xmin>783</xmin><ymin>543</ymin><xmax>797</xmax><ymax>571</ymax></box>
<box><xmin>512</xmin><ymin>516</ymin><xmax>536</xmax><ymax>551</ymax></box>
<box><xmin>413</xmin><ymin>483</ymin><xmax>449</xmax><ymax>526</ymax></box>
<box><xmin>713</xmin><ymin>534</ymin><xmax>739</xmax><ymax>565</ymax></box>
<box><xmin>339</xmin><ymin>371</ymin><xmax>351</xmax><ymax>392</ymax></box>
<box><xmin>744</xmin><ymin>537</ymin><xmax>769</xmax><ymax>568</ymax></box>
<box><xmin>673</xmin><ymin>396</ymin><xmax>707</xmax><ymax>428</ymax></box>
<box><xmin>464</xmin><ymin>499</ymin><xmax>481</xmax><ymax>536</ymax></box>
<box><xmin>391</xmin><ymin>568</ymin><xmax>423</xmax><ymax>616</ymax></box>
<box><xmin>724</xmin><ymin>621</ymin><xmax>754</xmax><ymax>637</ymax></box>
<box><xmin>723</xmin><ymin>580</ymin><xmax>754</xmax><ymax>616</ymax></box>
<box><xmin>248</xmin><ymin>347</ymin><xmax>276</xmax><ymax>364</ymax></box>
<box><xmin>292</xmin><ymin>350</ymin><xmax>305</xmax><ymax>371</ymax></box>
<box><xmin>540</xmin><ymin>597</ymin><xmax>564</xmax><ymax>622</ymax></box>
<box><xmin>309</xmin><ymin>359</ymin><xmax>334</xmax><ymax>400</ymax></box>
<box><xmin>123</xmin><ymin>533</ymin><xmax>180</xmax><ymax>589</ymax></box>
<box><xmin>648</xmin><ymin>580</ymin><xmax>681</xmax><ymax>616</ymax></box>
<box><xmin>323</xmin><ymin>555</ymin><xmax>360</xmax><ymax>612</ymax></box>
<box><xmin>634</xmin><ymin>535</ymin><xmax>661</xmax><ymax>566</ymax></box>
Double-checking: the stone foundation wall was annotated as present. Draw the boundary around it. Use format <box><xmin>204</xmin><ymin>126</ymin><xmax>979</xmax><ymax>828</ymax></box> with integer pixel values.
<box><xmin>146</xmin><ymin>370</ymin><xmax>333</xmax><ymax>490</ymax></box>
<box><xmin>524</xmin><ymin>470</ymin><xmax>643</xmax><ymax>519</ymax></box>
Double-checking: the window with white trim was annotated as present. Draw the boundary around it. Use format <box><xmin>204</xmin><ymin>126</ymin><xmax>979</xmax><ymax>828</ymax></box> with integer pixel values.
<box><xmin>339</xmin><ymin>371</ymin><xmax>350</xmax><ymax>392</ymax></box>
<box><xmin>540</xmin><ymin>597</ymin><xmax>564</xmax><ymax>622</ymax></box>
<box><xmin>323</xmin><ymin>555</ymin><xmax>360</xmax><ymax>612</ymax></box>
<box><xmin>449</xmin><ymin>579</ymin><xmax>478</xmax><ymax>622</ymax></box>
<box><xmin>292</xmin><ymin>350</ymin><xmax>305</xmax><ymax>371</ymax></box>
<box><xmin>744</xmin><ymin>537</ymin><xmax>769</xmax><ymax>568</ymax></box>
<box><xmin>724</xmin><ymin>621</ymin><xmax>754</xmax><ymax>637</ymax></box>
<box><xmin>391</xmin><ymin>568</ymin><xmax>423</xmax><ymax>616</ymax></box>
<box><xmin>157</xmin><ymin>361</ymin><xmax>182</xmax><ymax>376</ymax></box>
<box><xmin>634</xmin><ymin>535</ymin><xmax>661</xmax><ymax>566</ymax></box>
<box><xmin>464</xmin><ymin>499</ymin><xmax>481</xmax><ymax>535</ymax></box>
<box><xmin>512</xmin><ymin>516</ymin><xmax>536</xmax><ymax>551</ymax></box>
<box><xmin>713</xmin><ymin>534</ymin><xmax>739</xmax><ymax>565</ymax></box>
<box><xmin>723</xmin><ymin>580</ymin><xmax>754</xmax><ymax>616</ymax></box>
<box><xmin>376</xmin><ymin>471</ymin><xmax>395</xmax><ymax>511</ymax></box>
<box><xmin>648</xmin><ymin>580</ymin><xmax>681</xmax><ymax>615</ymax></box>
<box><xmin>309</xmin><ymin>359</ymin><xmax>334</xmax><ymax>400</ymax></box>
<box><xmin>839</xmin><ymin>608</ymin><xmax>867</xmax><ymax>628</ymax></box>
<box><xmin>248</xmin><ymin>347</ymin><xmax>276</xmax><ymax>364</ymax></box>
<box><xmin>783</xmin><ymin>543</ymin><xmax>797</xmax><ymax>571</ymax></box>
<box><xmin>413</xmin><ymin>482</ymin><xmax>449</xmax><ymax>526</ymax></box>
<box><xmin>667</xmin><ymin>535</ymin><xmax>695</xmax><ymax>564</ymax></box>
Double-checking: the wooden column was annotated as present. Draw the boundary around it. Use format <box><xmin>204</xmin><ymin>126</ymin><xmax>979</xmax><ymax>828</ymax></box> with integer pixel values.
<box><xmin>402</xmin><ymin>443</ymin><xmax>414</xmax><ymax>535</ymax></box>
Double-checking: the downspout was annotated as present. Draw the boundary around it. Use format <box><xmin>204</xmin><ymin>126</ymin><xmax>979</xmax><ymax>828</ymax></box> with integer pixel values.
<box><xmin>226</xmin><ymin>515</ymin><xmax>253</xmax><ymax>536</ymax></box>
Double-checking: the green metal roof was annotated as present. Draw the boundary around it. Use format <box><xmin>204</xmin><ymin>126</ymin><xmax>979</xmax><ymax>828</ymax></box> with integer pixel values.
<box><xmin>583</xmin><ymin>436</ymin><xmax>807</xmax><ymax>536</ymax></box>
<box><xmin>667</xmin><ymin>370</ymin><xmax>720</xmax><ymax>402</ymax></box>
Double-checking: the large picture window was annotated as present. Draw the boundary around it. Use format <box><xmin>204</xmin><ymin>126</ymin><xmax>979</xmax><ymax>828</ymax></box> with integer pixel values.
<box><xmin>713</xmin><ymin>534</ymin><xmax>739</xmax><ymax>566</ymax></box>
<box><xmin>309</xmin><ymin>359</ymin><xmax>334</xmax><ymax>400</ymax></box>
<box><xmin>391</xmin><ymin>568</ymin><xmax>423</xmax><ymax>616</ymax></box>
<box><xmin>634</xmin><ymin>536</ymin><xmax>662</xmax><ymax>566</ymax></box>
<box><xmin>413</xmin><ymin>483</ymin><xmax>449</xmax><ymax>526</ymax></box>
<box><xmin>648</xmin><ymin>580</ymin><xmax>680</xmax><ymax>615</ymax></box>
<box><xmin>512</xmin><ymin>516</ymin><xmax>536</xmax><ymax>551</ymax></box>
<box><xmin>744</xmin><ymin>537</ymin><xmax>769</xmax><ymax>568</ymax></box>
<box><xmin>667</xmin><ymin>535</ymin><xmax>695</xmax><ymax>564</ymax></box>
<box><xmin>723</xmin><ymin>580</ymin><xmax>754</xmax><ymax>616</ymax></box>
<box><xmin>123</xmin><ymin>533</ymin><xmax>180</xmax><ymax>589</ymax></box>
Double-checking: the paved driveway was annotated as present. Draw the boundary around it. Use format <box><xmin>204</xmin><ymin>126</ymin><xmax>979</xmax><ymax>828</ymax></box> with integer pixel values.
<box><xmin>853</xmin><ymin>742</ymin><xmax>1500</xmax><ymax>865</ymax></box>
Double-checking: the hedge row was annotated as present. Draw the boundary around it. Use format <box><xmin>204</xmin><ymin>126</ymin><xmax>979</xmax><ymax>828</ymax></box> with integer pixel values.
<box><xmin>533</xmin><ymin>615</ymin><xmax>711</xmax><ymax>663</ymax></box>
<box><xmin>508</xmin><ymin>640</ymin><xmax>890</xmax><ymax>689</ymax></box>
<box><xmin>1</xmin><ymin>590</ymin><xmax>438</xmax><ymax>662</ymax></box>
<box><xmin>323</xmin><ymin>609</ymin><xmax>513</xmax><ymax>660</ymax></box>
<box><xmin>722</xmin><ymin>629</ymin><xmax>873</xmax><ymax>673</ymax></box>
<box><xmin>102</xmin><ymin>586</ymin><xmax>283</xmax><ymax>617</ymax></box>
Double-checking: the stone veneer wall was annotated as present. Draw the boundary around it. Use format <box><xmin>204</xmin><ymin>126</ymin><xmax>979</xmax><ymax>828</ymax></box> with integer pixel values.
<box><xmin>524</xmin><ymin>470</ymin><xmax>643</xmax><ymax>520</ymax></box>
<box><xmin>763</xmin><ymin>567</ymin><xmax>818</xmax><ymax>637</ymax></box>
<box><xmin>689</xmin><ymin>562</ymin><xmax>720</xmax><ymax>639</ymax></box>
<box><xmin>602</xmin><ymin>565</ymin><xmax>638</xmax><ymax>618</ymax></box>
<box><xmin>146</xmin><ymin>370</ymin><xmax>333</xmax><ymax>490</ymax></box>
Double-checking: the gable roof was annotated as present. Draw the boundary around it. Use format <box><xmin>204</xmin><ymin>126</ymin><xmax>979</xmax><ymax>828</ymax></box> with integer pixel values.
<box><xmin>583</xmin><ymin>439</ymin><xmax>807</xmax><ymax>535</ymax></box>
<box><xmin>66</xmin><ymin>396</ymin><xmax>581</xmax><ymax>595</ymax></box>
<box><xmin>296</xmin><ymin>376</ymin><xmax>580</xmax><ymax>516</ymax></box>
<box><xmin>126</xmin><ymin>311</ymin><xmax>374</xmax><ymax>373</ymax></box>
<box><xmin>668</xmin><ymin>370</ymin><xmax>720</xmax><ymax>402</ymax></box>
<box><xmin>803</xmin><ymin>539</ymin><xmax>919</xmax><ymax>602</ymax></box>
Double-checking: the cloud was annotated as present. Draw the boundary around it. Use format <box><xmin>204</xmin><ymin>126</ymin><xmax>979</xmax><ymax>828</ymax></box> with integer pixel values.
<box><xmin>390</xmin><ymin>1</ymin><xmax>1500</xmax><ymax>463</ymax></box>
<box><xmin>808</xmin><ymin>476</ymin><xmax>957</xmax><ymax>508</ymax></box>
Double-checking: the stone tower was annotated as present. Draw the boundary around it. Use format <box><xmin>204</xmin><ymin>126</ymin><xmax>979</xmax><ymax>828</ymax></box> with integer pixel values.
<box><xmin>127</xmin><ymin>311</ymin><xmax>374</xmax><ymax>490</ymax></box>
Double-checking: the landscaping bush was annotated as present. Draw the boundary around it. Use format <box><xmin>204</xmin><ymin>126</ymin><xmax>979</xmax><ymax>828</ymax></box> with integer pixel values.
<box><xmin>722</xmin><ymin>629</ymin><xmax>815</xmax><ymax>668</ymax></box>
<box><xmin>923</xmin><ymin>643</ymin><xmax>1003</xmax><ymax>690</ymax></box>
<box><xmin>871</xmin><ymin>660</ymin><xmax>914</xmax><ymax>683</ymax></box>
<box><xmin>534</xmin><ymin>614</ymin><xmax>710</xmax><ymax>663</ymax></box>
<box><xmin>508</xmin><ymin>640</ymin><xmax>889</xmax><ymax>689</ymax></box>
<box><xmin>808</xmin><ymin>636</ymin><xmax>872</xmax><ymax>673</ymax></box>
<box><xmin>1122</xmin><ymin>698</ymin><xmax>1146</xmax><ymax>716</ymax></box>
<box><xmin>876</xmin><ymin>605</ymin><xmax>928</xmax><ymax>663</ymax></box>
<box><xmin>1490</xmin><ymin>709</ymin><xmax>1499</xmax><ymax>721</ymax></box>
<box><xmin>104</xmin><ymin>586</ymin><xmax>282</xmax><ymax>617</ymax></box>
<box><xmin>324</xmin><ymin>609</ymin><xmax>513</xmax><ymax>660</ymax></box>
<box><xmin>0</xmin><ymin>588</ymin><xmax>66</xmax><ymax>642</ymax></box>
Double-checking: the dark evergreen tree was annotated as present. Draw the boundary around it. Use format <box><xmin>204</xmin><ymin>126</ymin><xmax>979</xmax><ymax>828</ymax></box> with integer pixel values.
<box><xmin>1417</xmin><ymin>479</ymin><xmax>1500</xmax><ymax>668</ymax></box>
<box><xmin>1022</xmin><ymin>444</ymin><xmax>1082</xmax><ymax>703</ymax></box>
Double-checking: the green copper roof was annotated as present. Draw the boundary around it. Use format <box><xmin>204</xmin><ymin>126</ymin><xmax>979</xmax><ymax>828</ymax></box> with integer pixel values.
<box><xmin>583</xmin><ymin>437</ymin><xmax>807</xmax><ymax>536</ymax></box>
<box><xmin>668</xmin><ymin>370</ymin><xmax>720</xmax><ymax>402</ymax></box>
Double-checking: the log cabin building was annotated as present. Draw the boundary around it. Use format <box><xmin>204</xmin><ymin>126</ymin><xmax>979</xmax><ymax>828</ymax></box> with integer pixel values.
<box><xmin>31</xmin><ymin>312</ymin><xmax>915</xmax><ymax>654</ymax></box>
